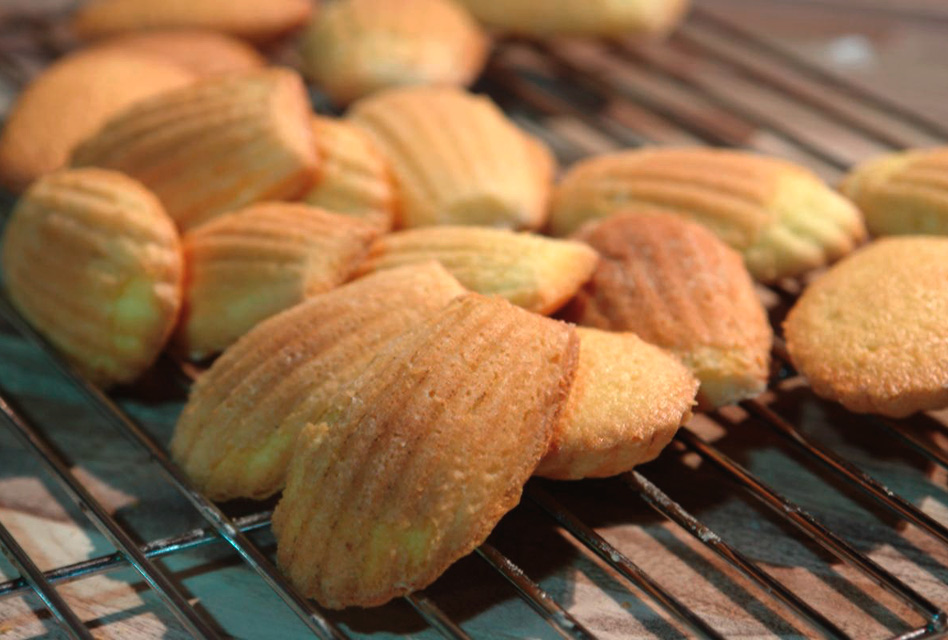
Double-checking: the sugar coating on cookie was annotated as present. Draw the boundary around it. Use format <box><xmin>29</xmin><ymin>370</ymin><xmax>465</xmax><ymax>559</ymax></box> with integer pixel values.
<box><xmin>171</xmin><ymin>262</ymin><xmax>467</xmax><ymax>501</ymax></box>
<box><xmin>536</xmin><ymin>327</ymin><xmax>698</xmax><ymax>480</ymax></box>
<box><xmin>565</xmin><ymin>212</ymin><xmax>773</xmax><ymax>409</ymax></box>
<box><xmin>784</xmin><ymin>236</ymin><xmax>948</xmax><ymax>418</ymax></box>
<box><xmin>1</xmin><ymin>168</ymin><xmax>182</xmax><ymax>386</ymax></box>
<box><xmin>272</xmin><ymin>293</ymin><xmax>578</xmax><ymax>608</ymax></box>
<box><xmin>358</xmin><ymin>225</ymin><xmax>598</xmax><ymax>314</ymax></box>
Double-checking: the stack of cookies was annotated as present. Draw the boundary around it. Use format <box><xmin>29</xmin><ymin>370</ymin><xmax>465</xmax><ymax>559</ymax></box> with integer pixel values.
<box><xmin>1</xmin><ymin>0</ymin><xmax>945</xmax><ymax>612</ymax></box>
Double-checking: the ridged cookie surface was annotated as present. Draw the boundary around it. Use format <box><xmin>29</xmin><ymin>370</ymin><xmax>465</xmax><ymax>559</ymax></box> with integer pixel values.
<box><xmin>784</xmin><ymin>237</ymin><xmax>948</xmax><ymax>418</ymax></box>
<box><xmin>348</xmin><ymin>86</ymin><xmax>554</xmax><ymax>229</ymax></box>
<box><xmin>175</xmin><ymin>203</ymin><xmax>379</xmax><ymax>359</ymax></box>
<box><xmin>71</xmin><ymin>68</ymin><xmax>319</xmax><ymax>231</ymax></box>
<box><xmin>840</xmin><ymin>148</ymin><xmax>948</xmax><ymax>237</ymax></box>
<box><xmin>272</xmin><ymin>293</ymin><xmax>579</xmax><ymax>608</ymax></box>
<box><xmin>72</xmin><ymin>0</ymin><xmax>313</xmax><ymax>43</ymax></box>
<box><xmin>300</xmin><ymin>0</ymin><xmax>488</xmax><ymax>105</ymax></box>
<box><xmin>0</xmin><ymin>48</ymin><xmax>193</xmax><ymax>193</ymax></box>
<box><xmin>358</xmin><ymin>226</ymin><xmax>598</xmax><ymax>314</ymax></box>
<box><xmin>550</xmin><ymin>148</ymin><xmax>866</xmax><ymax>282</ymax></box>
<box><xmin>1</xmin><ymin>168</ymin><xmax>182</xmax><ymax>386</ymax></box>
<box><xmin>170</xmin><ymin>262</ymin><xmax>466</xmax><ymax>500</ymax></box>
<box><xmin>457</xmin><ymin>0</ymin><xmax>689</xmax><ymax>37</ymax></box>
<box><xmin>303</xmin><ymin>116</ymin><xmax>396</xmax><ymax>231</ymax></box>
<box><xmin>91</xmin><ymin>29</ymin><xmax>266</xmax><ymax>77</ymax></box>
<box><xmin>536</xmin><ymin>327</ymin><xmax>697</xmax><ymax>480</ymax></box>
<box><xmin>565</xmin><ymin>213</ymin><xmax>772</xmax><ymax>409</ymax></box>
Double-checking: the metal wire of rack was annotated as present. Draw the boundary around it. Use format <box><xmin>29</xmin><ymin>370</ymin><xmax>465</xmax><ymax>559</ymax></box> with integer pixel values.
<box><xmin>1</xmin><ymin>3</ymin><xmax>947</xmax><ymax>639</ymax></box>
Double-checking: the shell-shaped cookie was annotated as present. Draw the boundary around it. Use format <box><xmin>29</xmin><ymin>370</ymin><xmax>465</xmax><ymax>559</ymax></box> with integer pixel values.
<box><xmin>536</xmin><ymin>327</ymin><xmax>697</xmax><ymax>480</ymax></box>
<box><xmin>457</xmin><ymin>0</ymin><xmax>690</xmax><ymax>37</ymax></box>
<box><xmin>0</xmin><ymin>48</ymin><xmax>193</xmax><ymax>193</ymax></box>
<box><xmin>300</xmin><ymin>0</ymin><xmax>488</xmax><ymax>105</ymax></box>
<box><xmin>784</xmin><ymin>237</ymin><xmax>948</xmax><ymax>418</ymax></box>
<box><xmin>176</xmin><ymin>203</ymin><xmax>380</xmax><ymax>360</ymax></box>
<box><xmin>170</xmin><ymin>262</ymin><xmax>467</xmax><ymax>501</ymax></box>
<box><xmin>72</xmin><ymin>0</ymin><xmax>313</xmax><ymax>43</ymax></box>
<box><xmin>91</xmin><ymin>29</ymin><xmax>266</xmax><ymax>77</ymax></box>
<box><xmin>302</xmin><ymin>116</ymin><xmax>397</xmax><ymax>231</ymax></box>
<box><xmin>71</xmin><ymin>69</ymin><xmax>319</xmax><ymax>231</ymax></box>
<box><xmin>272</xmin><ymin>293</ymin><xmax>579</xmax><ymax>608</ymax></box>
<box><xmin>564</xmin><ymin>212</ymin><xmax>772</xmax><ymax>409</ymax></box>
<box><xmin>1</xmin><ymin>168</ymin><xmax>182</xmax><ymax>386</ymax></box>
<box><xmin>550</xmin><ymin>148</ymin><xmax>866</xmax><ymax>282</ymax></box>
<box><xmin>358</xmin><ymin>226</ymin><xmax>598</xmax><ymax>314</ymax></box>
<box><xmin>840</xmin><ymin>148</ymin><xmax>948</xmax><ymax>237</ymax></box>
<box><xmin>348</xmin><ymin>86</ymin><xmax>555</xmax><ymax>229</ymax></box>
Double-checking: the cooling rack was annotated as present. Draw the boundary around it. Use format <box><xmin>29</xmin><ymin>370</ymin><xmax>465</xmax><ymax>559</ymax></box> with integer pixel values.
<box><xmin>1</xmin><ymin>3</ymin><xmax>947</xmax><ymax>638</ymax></box>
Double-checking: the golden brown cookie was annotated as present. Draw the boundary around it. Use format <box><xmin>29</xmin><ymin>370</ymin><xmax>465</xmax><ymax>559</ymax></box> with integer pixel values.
<box><xmin>840</xmin><ymin>148</ymin><xmax>948</xmax><ymax>237</ymax></box>
<box><xmin>550</xmin><ymin>148</ymin><xmax>866</xmax><ymax>282</ymax></box>
<box><xmin>175</xmin><ymin>203</ymin><xmax>379</xmax><ymax>359</ymax></box>
<box><xmin>536</xmin><ymin>327</ymin><xmax>697</xmax><ymax>480</ymax></box>
<box><xmin>72</xmin><ymin>0</ymin><xmax>313</xmax><ymax>43</ymax></box>
<box><xmin>170</xmin><ymin>262</ymin><xmax>467</xmax><ymax>501</ymax></box>
<box><xmin>348</xmin><ymin>86</ymin><xmax>555</xmax><ymax>229</ymax></box>
<box><xmin>564</xmin><ymin>212</ymin><xmax>772</xmax><ymax>409</ymax></box>
<box><xmin>457</xmin><ymin>0</ymin><xmax>689</xmax><ymax>37</ymax></box>
<box><xmin>300</xmin><ymin>0</ymin><xmax>488</xmax><ymax>105</ymax></box>
<box><xmin>0</xmin><ymin>48</ymin><xmax>193</xmax><ymax>193</ymax></box>
<box><xmin>272</xmin><ymin>293</ymin><xmax>579</xmax><ymax>608</ymax></box>
<box><xmin>358</xmin><ymin>226</ymin><xmax>598</xmax><ymax>314</ymax></box>
<box><xmin>72</xmin><ymin>68</ymin><xmax>319</xmax><ymax>231</ymax></box>
<box><xmin>91</xmin><ymin>29</ymin><xmax>266</xmax><ymax>77</ymax></box>
<box><xmin>784</xmin><ymin>237</ymin><xmax>948</xmax><ymax>418</ymax></box>
<box><xmin>1</xmin><ymin>168</ymin><xmax>182</xmax><ymax>386</ymax></box>
<box><xmin>302</xmin><ymin>116</ymin><xmax>397</xmax><ymax>231</ymax></box>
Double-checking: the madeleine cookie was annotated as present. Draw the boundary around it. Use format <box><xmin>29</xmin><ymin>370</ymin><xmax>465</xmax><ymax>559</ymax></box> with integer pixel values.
<box><xmin>302</xmin><ymin>116</ymin><xmax>397</xmax><ymax>231</ymax></box>
<box><xmin>550</xmin><ymin>148</ymin><xmax>866</xmax><ymax>282</ymax></box>
<box><xmin>457</xmin><ymin>0</ymin><xmax>689</xmax><ymax>37</ymax></box>
<box><xmin>565</xmin><ymin>213</ymin><xmax>772</xmax><ymax>409</ymax></box>
<box><xmin>358</xmin><ymin>226</ymin><xmax>598</xmax><ymax>314</ymax></box>
<box><xmin>349</xmin><ymin>86</ymin><xmax>555</xmax><ymax>229</ymax></box>
<box><xmin>72</xmin><ymin>0</ymin><xmax>313</xmax><ymax>43</ymax></box>
<box><xmin>300</xmin><ymin>0</ymin><xmax>488</xmax><ymax>105</ymax></box>
<box><xmin>1</xmin><ymin>168</ymin><xmax>182</xmax><ymax>386</ymax></box>
<box><xmin>536</xmin><ymin>328</ymin><xmax>697</xmax><ymax>480</ymax></box>
<box><xmin>0</xmin><ymin>48</ymin><xmax>193</xmax><ymax>193</ymax></box>
<box><xmin>273</xmin><ymin>294</ymin><xmax>579</xmax><ymax>608</ymax></box>
<box><xmin>176</xmin><ymin>203</ymin><xmax>379</xmax><ymax>359</ymax></box>
<box><xmin>91</xmin><ymin>29</ymin><xmax>266</xmax><ymax>77</ymax></box>
<box><xmin>784</xmin><ymin>237</ymin><xmax>948</xmax><ymax>418</ymax></box>
<box><xmin>72</xmin><ymin>69</ymin><xmax>319</xmax><ymax>231</ymax></box>
<box><xmin>171</xmin><ymin>262</ymin><xmax>467</xmax><ymax>501</ymax></box>
<box><xmin>840</xmin><ymin>148</ymin><xmax>948</xmax><ymax>237</ymax></box>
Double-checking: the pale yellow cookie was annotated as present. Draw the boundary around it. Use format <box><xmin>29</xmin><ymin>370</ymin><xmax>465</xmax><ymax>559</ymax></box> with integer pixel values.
<box><xmin>550</xmin><ymin>148</ymin><xmax>866</xmax><ymax>282</ymax></box>
<box><xmin>300</xmin><ymin>0</ymin><xmax>488</xmax><ymax>105</ymax></box>
<box><xmin>840</xmin><ymin>148</ymin><xmax>948</xmax><ymax>237</ymax></box>
<box><xmin>784</xmin><ymin>237</ymin><xmax>948</xmax><ymax>418</ymax></box>
<box><xmin>1</xmin><ymin>168</ymin><xmax>182</xmax><ymax>386</ymax></box>
<box><xmin>0</xmin><ymin>48</ymin><xmax>193</xmax><ymax>193</ymax></box>
<box><xmin>348</xmin><ymin>86</ymin><xmax>555</xmax><ymax>229</ymax></box>
<box><xmin>272</xmin><ymin>293</ymin><xmax>579</xmax><ymax>608</ymax></box>
<box><xmin>565</xmin><ymin>212</ymin><xmax>772</xmax><ymax>409</ymax></box>
<box><xmin>72</xmin><ymin>68</ymin><xmax>319</xmax><ymax>231</ymax></box>
<box><xmin>175</xmin><ymin>203</ymin><xmax>380</xmax><ymax>359</ymax></box>
<box><xmin>457</xmin><ymin>0</ymin><xmax>690</xmax><ymax>37</ymax></box>
<box><xmin>536</xmin><ymin>327</ymin><xmax>698</xmax><ymax>480</ymax></box>
<box><xmin>302</xmin><ymin>116</ymin><xmax>397</xmax><ymax>231</ymax></box>
<box><xmin>72</xmin><ymin>0</ymin><xmax>313</xmax><ymax>43</ymax></box>
<box><xmin>358</xmin><ymin>226</ymin><xmax>598</xmax><ymax>314</ymax></box>
<box><xmin>90</xmin><ymin>29</ymin><xmax>266</xmax><ymax>77</ymax></box>
<box><xmin>170</xmin><ymin>262</ymin><xmax>467</xmax><ymax>501</ymax></box>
